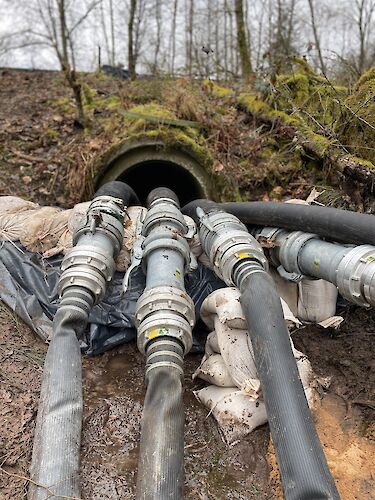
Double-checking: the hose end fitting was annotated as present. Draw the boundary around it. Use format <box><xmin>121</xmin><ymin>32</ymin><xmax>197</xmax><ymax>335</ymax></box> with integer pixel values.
<box><xmin>337</xmin><ymin>244</ymin><xmax>375</xmax><ymax>307</ymax></box>
<box><xmin>197</xmin><ymin>209</ymin><xmax>268</xmax><ymax>285</ymax></box>
<box><xmin>145</xmin><ymin>338</ymin><xmax>184</xmax><ymax>381</ymax></box>
<box><xmin>135</xmin><ymin>286</ymin><xmax>195</xmax><ymax>355</ymax></box>
<box><xmin>58</xmin><ymin>195</ymin><xmax>126</xmax><ymax>307</ymax></box>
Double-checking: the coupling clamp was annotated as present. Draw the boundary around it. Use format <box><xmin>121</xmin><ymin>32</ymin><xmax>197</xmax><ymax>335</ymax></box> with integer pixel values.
<box><xmin>135</xmin><ymin>286</ymin><xmax>195</xmax><ymax>354</ymax></box>
<box><xmin>142</xmin><ymin>199</ymin><xmax>188</xmax><ymax>237</ymax></box>
<box><xmin>74</xmin><ymin>195</ymin><xmax>126</xmax><ymax>256</ymax></box>
<box><xmin>336</xmin><ymin>244</ymin><xmax>375</xmax><ymax>307</ymax></box>
<box><xmin>257</xmin><ymin>227</ymin><xmax>320</xmax><ymax>274</ymax></box>
<box><xmin>58</xmin><ymin>195</ymin><xmax>126</xmax><ymax>304</ymax></box>
<box><xmin>198</xmin><ymin>210</ymin><xmax>268</xmax><ymax>286</ymax></box>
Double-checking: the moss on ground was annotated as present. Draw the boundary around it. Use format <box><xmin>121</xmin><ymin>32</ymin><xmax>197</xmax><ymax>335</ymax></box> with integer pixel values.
<box><xmin>336</xmin><ymin>66</ymin><xmax>375</xmax><ymax>163</ymax></box>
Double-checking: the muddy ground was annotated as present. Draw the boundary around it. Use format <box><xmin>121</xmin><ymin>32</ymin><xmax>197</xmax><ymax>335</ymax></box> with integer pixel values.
<box><xmin>0</xmin><ymin>69</ymin><xmax>374</xmax><ymax>499</ymax></box>
<box><xmin>0</xmin><ymin>301</ymin><xmax>374</xmax><ymax>499</ymax></box>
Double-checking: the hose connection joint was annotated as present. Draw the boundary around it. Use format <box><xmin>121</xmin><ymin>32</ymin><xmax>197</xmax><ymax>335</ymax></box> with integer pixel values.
<box><xmin>337</xmin><ymin>244</ymin><xmax>375</xmax><ymax>307</ymax></box>
<box><xmin>135</xmin><ymin>286</ymin><xmax>195</xmax><ymax>355</ymax></box>
<box><xmin>58</xmin><ymin>195</ymin><xmax>126</xmax><ymax>306</ymax></box>
<box><xmin>197</xmin><ymin>208</ymin><xmax>268</xmax><ymax>286</ymax></box>
<box><xmin>257</xmin><ymin>227</ymin><xmax>319</xmax><ymax>273</ymax></box>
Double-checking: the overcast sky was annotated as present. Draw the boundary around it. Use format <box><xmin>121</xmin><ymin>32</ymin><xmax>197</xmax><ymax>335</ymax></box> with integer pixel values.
<box><xmin>0</xmin><ymin>0</ymin><xmax>370</xmax><ymax>76</ymax></box>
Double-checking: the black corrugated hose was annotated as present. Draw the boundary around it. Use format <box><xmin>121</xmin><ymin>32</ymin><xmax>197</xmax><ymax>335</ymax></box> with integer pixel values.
<box><xmin>94</xmin><ymin>180</ymin><xmax>140</xmax><ymax>205</ymax></box>
<box><xmin>235</xmin><ymin>263</ymin><xmax>340</xmax><ymax>500</ymax></box>
<box><xmin>182</xmin><ymin>199</ymin><xmax>375</xmax><ymax>246</ymax></box>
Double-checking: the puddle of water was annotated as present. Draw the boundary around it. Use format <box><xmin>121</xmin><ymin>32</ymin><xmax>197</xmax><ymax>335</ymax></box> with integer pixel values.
<box><xmin>80</xmin><ymin>346</ymin><xmax>273</xmax><ymax>499</ymax></box>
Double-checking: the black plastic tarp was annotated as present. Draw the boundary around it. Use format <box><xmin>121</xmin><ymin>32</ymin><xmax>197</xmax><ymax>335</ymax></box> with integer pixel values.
<box><xmin>0</xmin><ymin>242</ymin><xmax>224</xmax><ymax>355</ymax></box>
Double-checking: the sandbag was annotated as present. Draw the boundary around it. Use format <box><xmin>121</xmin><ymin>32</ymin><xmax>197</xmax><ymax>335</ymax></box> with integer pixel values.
<box><xmin>193</xmin><ymin>353</ymin><xmax>235</xmax><ymax>387</ymax></box>
<box><xmin>194</xmin><ymin>386</ymin><xmax>267</xmax><ymax>445</ymax></box>
<box><xmin>298</xmin><ymin>278</ymin><xmax>338</xmax><ymax>322</ymax></box>
<box><xmin>195</xmin><ymin>287</ymin><xmax>317</xmax><ymax>444</ymax></box>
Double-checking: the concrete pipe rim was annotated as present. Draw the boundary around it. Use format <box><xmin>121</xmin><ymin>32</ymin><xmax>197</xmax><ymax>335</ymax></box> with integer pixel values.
<box><xmin>95</xmin><ymin>139</ymin><xmax>213</xmax><ymax>206</ymax></box>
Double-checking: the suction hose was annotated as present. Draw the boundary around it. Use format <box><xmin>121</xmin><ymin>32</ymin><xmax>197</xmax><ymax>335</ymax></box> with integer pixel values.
<box><xmin>29</xmin><ymin>187</ymin><xmax>127</xmax><ymax>499</ymax></box>
<box><xmin>94</xmin><ymin>179</ymin><xmax>140</xmax><ymax>205</ymax></box>
<box><xmin>135</xmin><ymin>188</ymin><xmax>195</xmax><ymax>500</ymax></box>
<box><xmin>182</xmin><ymin>199</ymin><xmax>375</xmax><ymax>246</ymax></box>
<box><xmin>194</xmin><ymin>206</ymin><xmax>339</xmax><ymax>500</ymax></box>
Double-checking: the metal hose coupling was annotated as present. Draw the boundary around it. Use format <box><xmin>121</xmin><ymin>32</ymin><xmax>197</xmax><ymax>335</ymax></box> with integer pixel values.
<box><xmin>196</xmin><ymin>207</ymin><xmax>268</xmax><ymax>286</ymax></box>
<box><xmin>58</xmin><ymin>195</ymin><xmax>126</xmax><ymax>312</ymax></box>
<box><xmin>257</xmin><ymin>227</ymin><xmax>375</xmax><ymax>307</ymax></box>
<box><xmin>135</xmin><ymin>196</ymin><xmax>195</xmax><ymax>358</ymax></box>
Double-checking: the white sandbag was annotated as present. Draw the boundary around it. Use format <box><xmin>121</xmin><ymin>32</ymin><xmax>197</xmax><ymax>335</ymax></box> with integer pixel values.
<box><xmin>298</xmin><ymin>278</ymin><xmax>338</xmax><ymax>322</ymax></box>
<box><xmin>0</xmin><ymin>197</ymin><xmax>39</xmax><ymax>241</ymax></box>
<box><xmin>193</xmin><ymin>353</ymin><xmax>235</xmax><ymax>387</ymax></box>
<box><xmin>189</xmin><ymin>233</ymin><xmax>212</xmax><ymax>269</ymax></box>
<box><xmin>0</xmin><ymin>196</ymin><xmax>38</xmax><ymax>213</ymax></box>
<box><xmin>115</xmin><ymin>206</ymin><xmax>147</xmax><ymax>271</ymax></box>
<box><xmin>205</xmin><ymin>330</ymin><xmax>220</xmax><ymax>355</ymax></box>
<box><xmin>20</xmin><ymin>206</ymin><xmax>71</xmax><ymax>253</ymax></box>
<box><xmin>201</xmin><ymin>287</ymin><xmax>247</xmax><ymax>330</ymax></box>
<box><xmin>270</xmin><ymin>266</ymin><xmax>298</xmax><ymax>316</ymax></box>
<box><xmin>195</xmin><ymin>287</ymin><xmax>318</xmax><ymax>443</ymax></box>
<box><xmin>213</xmin><ymin>321</ymin><xmax>260</xmax><ymax>397</ymax></box>
<box><xmin>194</xmin><ymin>385</ymin><xmax>268</xmax><ymax>445</ymax></box>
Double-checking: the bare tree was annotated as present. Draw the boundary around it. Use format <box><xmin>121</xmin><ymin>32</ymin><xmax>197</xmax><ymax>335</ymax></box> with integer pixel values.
<box><xmin>235</xmin><ymin>0</ymin><xmax>253</xmax><ymax>80</ymax></box>
<box><xmin>307</xmin><ymin>0</ymin><xmax>326</xmax><ymax>74</ymax></box>
<box><xmin>153</xmin><ymin>0</ymin><xmax>162</xmax><ymax>74</ymax></box>
<box><xmin>169</xmin><ymin>0</ymin><xmax>178</xmax><ymax>75</ymax></box>
<box><xmin>31</xmin><ymin>0</ymin><xmax>101</xmax><ymax>125</ymax></box>
<box><xmin>355</xmin><ymin>0</ymin><xmax>375</xmax><ymax>74</ymax></box>
<box><xmin>109</xmin><ymin>0</ymin><xmax>116</xmax><ymax>65</ymax></box>
<box><xmin>128</xmin><ymin>0</ymin><xmax>137</xmax><ymax>79</ymax></box>
<box><xmin>186</xmin><ymin>0</ymin><xmax>194</xmax><ymax>76</ymax></box>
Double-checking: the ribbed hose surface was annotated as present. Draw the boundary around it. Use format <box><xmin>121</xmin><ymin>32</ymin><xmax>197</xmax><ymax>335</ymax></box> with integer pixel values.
<box><xmin>182</xmin><ymin>200</ymin><xmax>375</xmax><ymax>246</ymax></box>
<box><xmin>239</xmin><ymin>269</ymin><xmax>339</xmax><ymax>500</ymax></box>
<box><xmin>29</xmin><ymin>297</ymin><xmax>91</xmax><ymax>500</ymax></box>
<box><xmin>136</xmin><ymin>366</ymin><xmax>184</xmax><ymax>500</ymax></box>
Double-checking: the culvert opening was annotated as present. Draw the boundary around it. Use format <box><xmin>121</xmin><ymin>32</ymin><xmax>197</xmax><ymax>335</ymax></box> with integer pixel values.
<box><xmin>118</xmin><ymin>160</ymin><xmax>204</xmax><ymax>206</ymax></box>
<box><xmin>95</xmin><ymin>140</ymin><xmax>213</xmax><ymax>205</ymax></box>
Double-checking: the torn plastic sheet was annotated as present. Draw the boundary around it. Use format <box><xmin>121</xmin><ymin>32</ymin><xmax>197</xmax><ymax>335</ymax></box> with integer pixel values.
<box><xmin>0</xmin><ymin>242</ymin><xmax>225</xmax><ymax>355</ymax></box>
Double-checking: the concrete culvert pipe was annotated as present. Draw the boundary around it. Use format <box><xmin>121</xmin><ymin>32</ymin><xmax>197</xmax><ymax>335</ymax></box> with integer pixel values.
<box><xmin>94</xmin><ymin>139</ymin><xmax>213</xmax><ymax>206</ymax></box>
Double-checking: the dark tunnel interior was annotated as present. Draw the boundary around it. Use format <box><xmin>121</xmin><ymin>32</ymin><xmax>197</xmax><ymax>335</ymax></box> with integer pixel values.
<box><xmin>117</xmin><ymin>160</ymin><xmax>204</xmax><ymax>206</ymax></box>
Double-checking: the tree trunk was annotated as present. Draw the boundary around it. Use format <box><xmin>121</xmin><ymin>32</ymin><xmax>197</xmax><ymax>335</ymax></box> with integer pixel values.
<box><xmin>308</xmin><ymin>0</ymin><xmax>326</xmax><ymax>75</ymax></box>
<box><xmin>186</xmin><ymin>0</ymin><xmax>194</xmax><ymax>77</ymax></box>
<box><xmin>170</xmin><ymin>0</ymin><xmax>178</xmax><ymax>75</ymax></box>
<box><xmin>234</xmin><ymin>0</ymin><xmax>252</xmax><ymax>80</ymax></box>
<box><xmin>128</xmin><ymin>0</ymin><xmax>137</xmax><ymax>80</ymax></box>
<box><xmin>109</xmin><ymin>0</ymin><xmax>116</xmax><ymax>65</ymax></box>
<box><xmin>57</xmin><ymin>0</ymin><xmax>85</xmax><ymax>125</ymax></box>
<box><xmin>153</xmin><ymin>0</ymin><xmax>162</xmax><ymax>74</ymax></box>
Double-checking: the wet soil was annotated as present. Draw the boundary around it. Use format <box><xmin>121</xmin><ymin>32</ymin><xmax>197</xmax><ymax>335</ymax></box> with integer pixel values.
<box><xmin>0</xmin><ymin>303</ymin><xmax>374</xmax><ymax>499</ymax></box>
<box><xmin>0</xmin><ymin>69</ymin><xmax>374</xmax><ymax>499</ymax></box>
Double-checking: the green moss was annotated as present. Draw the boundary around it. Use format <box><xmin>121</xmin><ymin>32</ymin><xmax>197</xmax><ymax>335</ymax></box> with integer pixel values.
<box><xmin>203</xmin><ymin>80</ymin><xmax>233</xmax><ymax>98</ymax></box>
<box><xmin>336</xmin><ymin>67</ymin><xmax>375</xmax><ymax>163</ymax></box>
<box><xmin>81</xmin><ymin>83</ymin><xmax>97</xmax><ymax>106</ymax></box>
<box><xmin>45</xmin><ymin>129</ymin><xmax>59</xmax><ymax>139</ymax></box>
<box><xmin>237</xmin><ymin>94</ymin><xmax>272</xmax><ymax>116</ymax></box>
<box><xmin>275</xmin><ymin>73</ymin><xmax>310</xmax><ymax>108</ymax></box>
<box><xmin>302</xmin><ymin>129</ymin><xmax>334</xmax><ymax>156</ymax></box>
<box><xmin>49</xmin><ymin>96</ymin><xmax>75</xmax><ymax>114</ymax></box>
<box><xmin>348</xmin><ymin>155</ymin><xmax>375</xmax><ymax>169</ymax></box>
